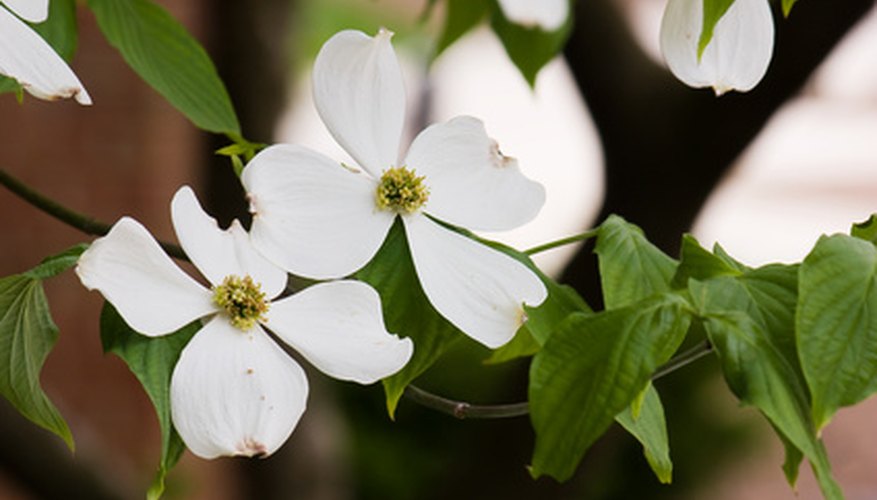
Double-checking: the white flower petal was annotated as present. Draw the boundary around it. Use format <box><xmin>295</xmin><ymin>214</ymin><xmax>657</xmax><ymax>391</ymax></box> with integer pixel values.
<box><xmin>0</xmin><ymin>6</ymin><xmax>91</xmax><ymax>104</ymax></box>
<box><xmin>312</xmin><ymin>28</ymin><xmax>405</xmax><ymax>176</ymax></box>
<box><xmin>171</xmin><ymin>186</ymin><xmax>287</xmax><ymax>299</ymax></box>
<box><xmin>404</xmin><ymin>116</ymin><xmax>545</xmax><ymax>231</ymax></box>
<box><xmin>660</xmin><ymin>0</ymin><xmax>774</xmax><ymax>94</ymax></box>
<box><xmin>170</xmin><ymin>318</ymin><xmax>308</xmax><ymax>459</ymax></box>
<box><xmin>242</xmin><ymin>144</ymin><xmax>396</xmax><ymax>279</ymax></box>
<box><xmin>496</xmin><ymin>0</ymin><xmax>569</xmax><ymax>31</ymax></box>
<box><xmin>75</xmin><ymin>217</ymin><xmax>215</xmax><ymax>336</ymax></box>
<box><xmin>4</xmin><ymin>0</ymin><xmax>48</xmax><ymax>22</ymax></box>
<box><xmin>404</xmin><ymin>216</ymin><xmax>547</xmax><ymax>349</ymax></box>
<box><xmin>266</xmin><ymin>281</ymin><xmax>413</xmax><ymax>384</ymax></box>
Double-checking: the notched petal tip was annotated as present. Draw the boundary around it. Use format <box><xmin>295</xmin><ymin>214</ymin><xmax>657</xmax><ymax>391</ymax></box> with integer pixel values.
<box><xmin>235</xmin><ymin>437</ymin><xmax>268</xmax><ymax>458</ymax></box>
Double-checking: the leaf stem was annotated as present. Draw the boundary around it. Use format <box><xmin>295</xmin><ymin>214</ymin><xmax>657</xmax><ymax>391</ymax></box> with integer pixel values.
<box><xmin>524</xmin><ymin>229</ymin><xmax>598</xmax><ymax>255</ymax></box>
<box><xmin>650</xmin><ymin>340</ymin><xmax>714</xmax><ymax>380</ymax></box>
<box><xmin>0</xmin><ymin>167</ymin><xmax>186</xmax><ymax>260</ymax></box>
<box><xmin>402</xmin><ymin>340</ymin><xmax>714</xmax><ymax>419</ymax></box>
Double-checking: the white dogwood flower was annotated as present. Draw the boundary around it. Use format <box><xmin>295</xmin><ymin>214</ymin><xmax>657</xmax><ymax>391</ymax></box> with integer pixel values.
<box><xmin>497</xmin><ymin>0</ymin><xmax>569</xmax><ymax>31</ymax></box>
<box><xmin>242</xmin><ymin>29</ymin><xmax>548</xmax><ymax>349</ymax></box>
<box><xmin>660</xmin><ymin>0</ymin><xmax>774</xmax><ymax>95</ymax></box>
<box><xmin>0</xmin><ymin>0</ymin><xmax>91</xmax><ymax>104</ymax></box>
<box><xmin>76</xmin><ymin>186</ymin><xmax>412</xmax><ymax>459</ymax></box>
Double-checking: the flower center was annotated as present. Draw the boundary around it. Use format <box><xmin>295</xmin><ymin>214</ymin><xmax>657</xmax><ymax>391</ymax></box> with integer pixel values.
<box><xmin>375</xmin><ymin>166</ymin><xmax>430</xmax><ymax>214</ymax></box>
<box><xmin>212</xmin><ymin>275</ymin><xmax>269</xmax><ymax>331</ymax></box>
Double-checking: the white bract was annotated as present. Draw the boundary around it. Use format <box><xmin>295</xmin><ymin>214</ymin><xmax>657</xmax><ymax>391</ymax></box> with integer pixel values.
<box><xmin>0</xmin><ymin>0</ymin><xmax>90</xmax><ymax>104</ymax></box>
<box><xmin>76</xmin><ymin>186</ymin><xmax>412</xmax><ymax>459</ymax></box>
<box><xmin>660</xmin><ymin>0</ymin><xmax>774</xmax><ymax>95</ymax></box>
<box><xmin>497</xmin><ymin>0</ymin><xmax>569</xmax><ymax>31</ymax></box>
<box><xmin>242</xmin><ymin>29</ymin><xmax>548</xmax><ymax>349</ymax></box>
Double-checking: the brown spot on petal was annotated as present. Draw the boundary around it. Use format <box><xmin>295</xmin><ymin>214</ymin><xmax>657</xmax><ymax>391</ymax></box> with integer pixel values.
<box><xmin>489</xmin><ymin>140</ymin><xmax>516</xmax><ymax>168</ymax></box>
<box><xmin>236</xmin><ymin>437</ymin><xmax>268</xmax><ymax>458</ymax></box>
<box><xmin>246</xmin><ymin>368</ymin><xmax>254</xmax><ymax>375</ymax></box>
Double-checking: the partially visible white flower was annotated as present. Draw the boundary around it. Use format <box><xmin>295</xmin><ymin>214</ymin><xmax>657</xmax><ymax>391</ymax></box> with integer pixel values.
<box><xmin>0</xmin><ymin>0</ymin><xmax>91</xmax><ymax>104</ymax></box>
<box><xmin>497</xmin><ymin>0</ymin><xmax>569</xmax><ymax>31</ymax></box>
<box><xmin>76</xmin><ymin>186</ymin><xmax>412</xmax><ymax>459</ymax></box>
<box><xmin>242</xmin><ymin>29</ymin><xmax>548</xmax><ymax>349</ymax></box>
<box><xmin>660</xmin><ymin>0</ymin><xmax>774</xmax><ymax>95</ymax></box>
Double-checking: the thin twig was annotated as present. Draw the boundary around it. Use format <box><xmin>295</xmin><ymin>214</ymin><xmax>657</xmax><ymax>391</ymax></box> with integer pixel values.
<box><xmin>524</xmin><ymin>229</ymin><xmax>598</xmax><ymax>255</ymax></box>
<box><xmin>402</xmin><ymin>340</ymin><xmax>714</xmax><ymax>420</ymax></box>
<box><xmin>0</xmin><ymin>167</ymin><xmax>186</xmax><ymax>260</ymax></box>
<box><xmin>403</xmin><ymin>385</ymin><xmax>529</xmax><ymax>419</ymax></box>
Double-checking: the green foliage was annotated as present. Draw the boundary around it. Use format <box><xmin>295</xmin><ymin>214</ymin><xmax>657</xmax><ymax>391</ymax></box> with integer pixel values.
<box><xmin>698</xmin><ymin>0</ymin><xmax>736</xmax><ymax>59</ymax></box>
<box><xmin>432</xmin><ymin>0</ymin><xmax>574</xmax><ymax>86</ymax></box>
<box><xmin>851</xmin><ymin>214</ymin><xmax>877</xmax><ymax>244</ymax></box>
<box><xmin>687</xmin><ymin>253</ymin><xmax>842</xmax><ymax>499</ymax></box>
<box><xmin>100</xmin><ymin>303</ymin><xmax>198</xmax><ymax>500</ymax></box>
<box><xmin>797</xmin><ymin>234</ymin><xmax>877</xmax><ymax>433</ymax></box>
<box><xmin>0</xmin><ymin>246</ymin><xmax>85</xmax><ymax>451</ymax></box>
<box><xmin>32</xmin><ymin>0</ymin><xmax>79</xmax><ymax>60</ymax></box>
<box><xmin>616</xmin><ymin>384</ymin><xmax>673</xmax><ymax>484</ymax></box>
<box><xmin>529</xmin><ymin>293</ymin><xmax>692</xmax><ymax>481</ymax></box>
<box><xmin>595</xmin><ymin>214</ymin><xmax>678</xmax><ymax>308</ymax></box>
<box><xmin>490</xmin><ymin>0</ymin><xmax>574</xmax><ymax>87</ymax></box>
<box><xmin>86</xmin><ymin>0</ymin><xmax>240</xmax><ymax>135</ymax></box>
<box><xmin>783</xmin><ymin>0</ymin><xmax>801</xmax><ymax>17</ymax></box>
<box><xmin>434</xmin><ymin>0</ymin><xmax>490</xmax><ymax>58</ymax></box>
<box><xmin>355</xmin><ymin>220</ymin><xmax>465</xmax><ymax>416</ymax></box>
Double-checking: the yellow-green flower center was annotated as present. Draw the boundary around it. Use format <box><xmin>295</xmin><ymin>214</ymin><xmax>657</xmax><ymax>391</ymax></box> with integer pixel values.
<box><xmin>212</xmin><ymin>275</ymin><xmax>269</xmax><ymax>331</ymax></box>
<box><xmin>375</xmin><ymin>166</ymin><xmax>429</xmax><ymax>214</ymax></box>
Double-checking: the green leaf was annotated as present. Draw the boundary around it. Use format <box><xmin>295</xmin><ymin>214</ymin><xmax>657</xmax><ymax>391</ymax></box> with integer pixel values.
<box><xmin>484</xmin><ymin>325</ymin><xmax>540</xmax><ymax>364</ymax></box>
<box><xmin>24</xmin><ymin>244</ymin><xmax>88</xmax><ymax>280</ymax></box>
<box><xmin>100</xmin><ymin>303</ymin><xmax>198</xmax><ymax>499</ymax></box>
<box><xmin>529</xmin><ymin>293</ymin><xmax>692</xmax><ymax>481</ymax></box>
<box><xmin>595</xmin><ymin>215</ymin><xmax>678</xmax><ymax>308</ymax></box>
<box><xmin>434</xmin><ymin>0</ymin><xmax>490</xmax><ymax>59</ymax></box>
<box><xmin>525</xmin><ymin>280</ymin><xmax>590</xmax><ymax>346</ymax></box>
<box><xmin>797</xmin><ymin>234</ymin><xmax>877</xmax><ymax>433</ymax></box>
<box><xmin>0</xmin><ymin>275</ymin><xmax>74</xmax><ymax>450</ymax></box>
<box><xmin>690</xmin><ymin>267</ymin><xmax>843</xmax><ymax>499</ymax></box>
<box><xmin>355</xmin><ymin>220</ymin><xmax>465</xmax><ymax>416</ymax></box>
<box><xmin>616</xmin><ymin>383</ymin><xmax>673</xmax><ymax>484</ymax></box>
<box><xmin>32</xmin><ymin>0</ymin><xmax>79</xmax><ymax>60</ymax></box>
<box><xmin>698</xmin><ymin>0</ymin><xmax>735</xmax><ymax>59</ymax></box>
<box><xmin>782</xmin><ymin>0</ymin><xmax>800</xmax><ymax>17</ymax></box>
<box><xmin>86</xmin><ymin>0</ymin><xmax>240</xmax><ymax>135</ymax></box>
<box><xmin>489</xmin><ymin>0</ymin><xmax>574</xmax><ymax>86</ymax></box>
<box><xmin>672</xmin><ymin>235</ymin><xmax>741</xmax><ymax>287</ymax></box>
<box><xmin>851</xmin><ymin>214</ymin><xmax>877</xmax><ymax>245</ymax></box>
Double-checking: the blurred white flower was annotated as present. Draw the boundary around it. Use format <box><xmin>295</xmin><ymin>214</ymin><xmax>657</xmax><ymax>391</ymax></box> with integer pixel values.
<box><xmin>243</xmin><ymin>29</ymin><xmax>548</xmax><ymax>349</ymax></box>
<box><xmin>0</xmin><ymin>0</ymin><xmax>91</xmax><ymax>104</ymax></box>
<box><xmin>660</xmin><ymin>0</ymin><xmax>774</xmax><ymax>95</ymax></box>
<box><xmin>497</xmin><ymin>0</ymin><xmax>569</xmax><ymax>31</ymax></box>
<box><xmin>76</xmin><ymin>186</ymin><xmax>412</xmax><ymax>458</ymax></box>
